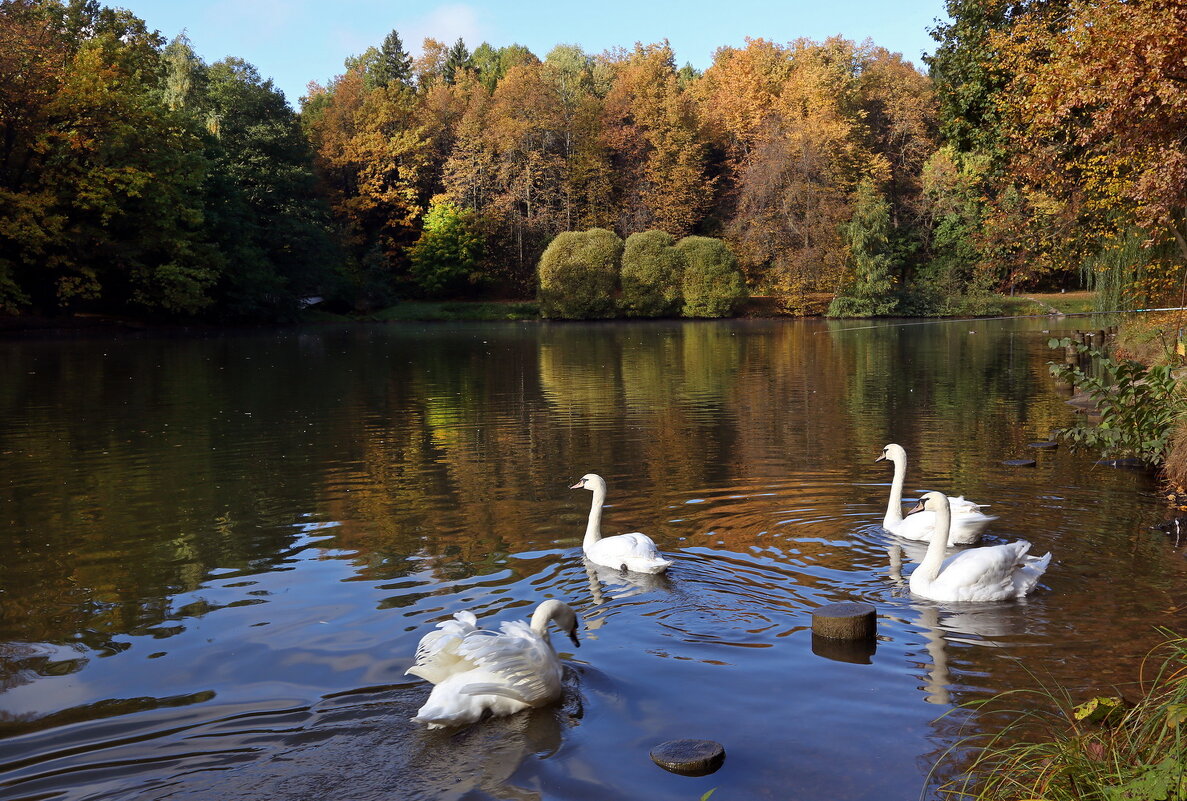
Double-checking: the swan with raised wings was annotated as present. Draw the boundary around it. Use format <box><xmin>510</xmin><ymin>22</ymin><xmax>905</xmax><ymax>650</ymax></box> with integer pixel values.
<box><xmin>906</xmin><ymin>491</ymin><xmax>1051</xmax><ymax>602</ymax></box>
<box><xmin>877</xmin><ymin>443</ymin><xmax>994</xmax><ymax>545</ymax></box>
<box><xmin>407</xmin><ymin>599</ymin><xmax>580</xmax><ymax>728</ymax></box>
<box><xmin>571</xmin><ymin>473</ymin><xmax>671</xmax><ymax>574</ymax></box>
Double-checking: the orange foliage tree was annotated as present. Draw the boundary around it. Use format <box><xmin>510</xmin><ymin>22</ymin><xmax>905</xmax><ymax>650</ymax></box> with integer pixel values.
<box><xmin>991</xmin><ymin>0</ymin><xmax>1187</xmax><ymax>299</ymax></box>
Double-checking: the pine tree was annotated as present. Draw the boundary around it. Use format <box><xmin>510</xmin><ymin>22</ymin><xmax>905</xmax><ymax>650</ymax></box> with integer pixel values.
<box><xmin>374</xmin><ymin>29</ymin><xmax>412</xmax><ymax>88</ymax></box>
<box><xmin>443</xmin><ymin>38</ymin><xmax>471</xmax><ymax>85</ymax></box>
<box><xmin>828</xmin><ymin>179</ymin><xmax>900</xmax><ymax>317</ymax></box>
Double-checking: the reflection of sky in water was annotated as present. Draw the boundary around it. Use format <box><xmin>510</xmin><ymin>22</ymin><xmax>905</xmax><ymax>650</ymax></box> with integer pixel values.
<box><xmin>0</xmin><ymin>318</ymin><xmax>1181</xmax><ymax>801</ymax></box>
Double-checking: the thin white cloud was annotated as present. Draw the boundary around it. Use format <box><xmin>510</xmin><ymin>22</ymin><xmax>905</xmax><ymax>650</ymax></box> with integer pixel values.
<box><xmin>403</xmin><ymin>4</ymin><xmax>485</xmax><ymax>52</ymax></box>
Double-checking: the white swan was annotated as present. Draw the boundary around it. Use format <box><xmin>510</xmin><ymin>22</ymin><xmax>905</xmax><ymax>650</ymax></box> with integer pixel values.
<box><xmin>876</xmin><ymin>443</ymin><xmax>994</xmax><ymax>545</ymax></box>
<box><xmin>407</xmin><ymin>599</ymin><xmax>580</xmax><ymax>729</ymax></box>
<box><xmin>906</xmin><ymin>491</ymin><xmax>1051</xmax><ymax>602</ymax></box>
<box><xmin>570</xmin><ymin>473</ymin><xmax>671</xmax><ymax>574</ymax></box>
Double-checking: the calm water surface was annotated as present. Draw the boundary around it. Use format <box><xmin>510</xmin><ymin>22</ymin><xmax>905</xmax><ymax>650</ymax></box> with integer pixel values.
<box><xmin>2</xmin><ymin>318</ymin><xmax>1185</xmax><ymax>801</ymax></box>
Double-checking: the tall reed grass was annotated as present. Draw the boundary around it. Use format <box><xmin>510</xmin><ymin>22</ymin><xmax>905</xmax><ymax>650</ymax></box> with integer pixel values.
<box><xmin>932</xmin><ymin>631</ymin><xmax>1187</xmax><ymax>801</ymax></box>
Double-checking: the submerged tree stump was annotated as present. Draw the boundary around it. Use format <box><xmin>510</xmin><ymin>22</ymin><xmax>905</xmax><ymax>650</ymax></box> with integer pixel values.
<box><xmin>811</xmin><ymin>601</ymin><xmax>876</xmax><ymax>640</ymax></box>
<box><xmin>650</xmin><ymin>739</ymin><xmax>726</xmax><ymax>776</ymax></box>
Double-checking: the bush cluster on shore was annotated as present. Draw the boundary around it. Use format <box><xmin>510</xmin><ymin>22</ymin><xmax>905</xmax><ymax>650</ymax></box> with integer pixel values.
<box><xmin>536</xmin><ymin>229</ymin><xmax>747</xmax><ymax>320</ymax></box>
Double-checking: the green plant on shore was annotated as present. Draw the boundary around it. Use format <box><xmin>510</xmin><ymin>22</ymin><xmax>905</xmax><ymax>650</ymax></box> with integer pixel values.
<box><xmin>1047</xmin><ymin>338</ymin><xmax>1184</xmax><ymax>467</ymax></box>
<box><xmin>933</xmin><ymin>631</ymin><xmax>1187</xmax><ymax>801</ymax></box>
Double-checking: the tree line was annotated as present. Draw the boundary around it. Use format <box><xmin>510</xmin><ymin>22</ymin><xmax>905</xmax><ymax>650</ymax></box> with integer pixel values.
<box><xmin>1</xmin><ymin>0</ymin><xmax>1182</xmax><ymax>321</ymax></box>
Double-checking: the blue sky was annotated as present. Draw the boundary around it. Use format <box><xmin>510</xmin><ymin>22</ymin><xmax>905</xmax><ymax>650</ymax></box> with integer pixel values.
<box><xmin>113</xmin><ymin>0</ymin><xmax>951</xmax><ymax>107</ymax></box>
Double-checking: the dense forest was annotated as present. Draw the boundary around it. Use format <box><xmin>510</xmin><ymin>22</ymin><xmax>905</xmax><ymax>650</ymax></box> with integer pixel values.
<box><xmin>0</xmin><ymin>0</ymin><xmax>1184</xmax><ymax>321</ymax></box>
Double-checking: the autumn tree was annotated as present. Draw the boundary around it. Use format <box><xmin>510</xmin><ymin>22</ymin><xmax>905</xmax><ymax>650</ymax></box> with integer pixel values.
<box><xmin>484</xmin><ymin>62</ymin><xmax>568</xmax><ymax>289</ymax></box>
<box><xmin>992</xmin><ymin>0</ymin><xmax>1187</xmax><ymax>303</ymax></box>
<box><xmin>0</xmin><ymin>0</ymin><xmax>217</xmax><ymax>314</ymax></box>
<box><xmin>305</xmin><ymin>64</ymin><xmax>427</xmax><ymax>305</ymax></box>
<box><xmin>601</xmin><ymin>42</ymin><xmax>711</xmax><ymax>237</ymax></box>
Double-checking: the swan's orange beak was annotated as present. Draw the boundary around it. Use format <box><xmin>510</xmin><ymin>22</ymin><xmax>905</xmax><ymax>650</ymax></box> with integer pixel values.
<box><xmin>875</xmin><ymin>452</ymin><xmax>887</xmax><ymax>462</ymax></box>
<box><xmin>906</xmin><ymin>498</ymin><xmax>927</xmax><ymax>515</ymax></box>
<box><xmin>569</xmin><ymin>479</ymin><xmax>584</xmax><ymax>489</ymax></box>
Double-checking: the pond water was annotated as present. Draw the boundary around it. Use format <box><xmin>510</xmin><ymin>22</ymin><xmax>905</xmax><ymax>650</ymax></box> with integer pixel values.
<box><xmin>2</xmin><ymin>317</ymin><xmax>1185</xmax><ymax>801</ymax></box>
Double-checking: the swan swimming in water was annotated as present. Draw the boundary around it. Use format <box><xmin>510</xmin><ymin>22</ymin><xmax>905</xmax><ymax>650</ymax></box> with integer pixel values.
<box><xmin>876</xmin><ymin>443</ymin><xmax>994</xmax><ymax>545</ymax></box>
<box><xmin>570</xmin><ymin>473</ymin><xmax>671</xmax><ymax>574</ymax></box>
<box><xmin>407</xmin><ymin>599</ymin><xmax>580</xmax><ymax>728</ymax></box>
<box><xmin>906</xmin><ymin>491</ymin><xmax>1051</xmax><ymax>602</ymax></box>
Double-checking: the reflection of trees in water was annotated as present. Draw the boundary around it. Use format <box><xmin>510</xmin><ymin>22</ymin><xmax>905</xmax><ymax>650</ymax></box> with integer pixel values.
<box><xmin>832</xmin><ymin>320</ymin><xmax>1078</xmax><ymax>497</ymax></box>
<box><xmin>1</xmin><ymin>321</ymin><xmax>1160</xmax><ymax>719</ymax></box>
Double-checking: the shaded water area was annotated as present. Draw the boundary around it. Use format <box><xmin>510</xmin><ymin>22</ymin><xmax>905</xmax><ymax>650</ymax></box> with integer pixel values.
<box><xmin>2</xmin><ymin>317</ymin><xmax>1185</xmax><ymax>801</ymax></box>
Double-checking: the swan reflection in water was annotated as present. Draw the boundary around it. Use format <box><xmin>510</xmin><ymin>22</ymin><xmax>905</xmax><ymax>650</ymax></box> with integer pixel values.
<box><xmin>911</xmin><ymin>602</ymin><xmax>1019</xmax><ymax>706</ymax></box>
<box><xmin>580</xmin><ymin>557</ymin><xmax>672</xmax><ymax>632</ymax></box>
<box><xmin>398</xmin><ymin>688</ymin><xmax>585</xmax><ymax>801</ymax></box>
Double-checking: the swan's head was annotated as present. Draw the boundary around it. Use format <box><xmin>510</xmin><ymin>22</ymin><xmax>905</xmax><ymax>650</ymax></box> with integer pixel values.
<box><xmin>569</xmin><ymin>473</ymin><xmax>606</xmax><ymax>492</ymax></box>
<box><xmin>533</xmin><ymin>599</ymin><xmax>581</xmax><ymax>648</ymax></box>
<box><xmin>875</xmin><ymin>443</ymin><xmax>906</xmax><ymax>464</ymax></box>
<box><xmin>906</xmin><ymin>490</ymin><xmax>948</xmax><ymax>515</ymax></box>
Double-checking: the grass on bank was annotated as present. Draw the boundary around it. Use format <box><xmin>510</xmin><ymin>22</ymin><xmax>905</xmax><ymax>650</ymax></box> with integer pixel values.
<box><xmin>303</xmin><ymin>301</ymin><xmax>540</xmax><ymax>323</ymax></box>
<box><xmin>934</xmin><ymin>631</ymin><xmax>1187</xmax><ymax>801</ymax></box>
<box><xmin>1001</xmin><ymin>290</ymin><xmax>1099</xmax><ymax>316</ymax></box>
<box><xmin>304</xmin><ymin>291</ymin><xmax>1098</xmax><ymax>324</ymax></box>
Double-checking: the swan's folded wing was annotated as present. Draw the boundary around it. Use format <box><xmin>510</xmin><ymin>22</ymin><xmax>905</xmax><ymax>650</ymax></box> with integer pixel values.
<box><xmin>407</xmin><ymin>610</ymin><xmax>480</xmax><ymax>682</ymax></box>
<box><xmin>590</xmin><ymin>532</ymin><xmax>663</xmax><ymax>561</ymax></box>
<box><xmin>935</xmin><ymin>541</ymin><xmax>1031</xmax><ymax>596</ymax></box>
<box><xmin>949</xmin><ymin>495</ymin><xmax>990</xmax><ymax>513</ymax></box>
<box><xmin>457</xmin><ymin>622</ymin><xmax>563</xmax><ymax>705</ymax></box>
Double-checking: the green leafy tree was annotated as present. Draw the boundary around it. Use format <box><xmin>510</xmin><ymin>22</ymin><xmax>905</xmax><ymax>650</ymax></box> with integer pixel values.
<box><xmin>537</xmin><ymin>228</ymin><xmax>622</xmax><ymax>319</ymax></box>
<box><xmin>676</xmin><ymin>236</ymin><xmax>746</xmax><ymax>317</ymax></box>
<box><xmin>201</xmin><ymin>57</ymin><xmax>334</xmax><ymax>319</ymax></box>
<box><xmin>620</xmin><ymin>229</ymin><xmax>683</xmax><ymax>316</ymax></box>
<box><xmin>409</xmin><ymin>198</ymin><xmax>484</xmax><ymax>295</ymax></box>
<box><xmin>828</xmin><ymin>179</ymin><xmax>900</xmax><ymax>317</ymax></box>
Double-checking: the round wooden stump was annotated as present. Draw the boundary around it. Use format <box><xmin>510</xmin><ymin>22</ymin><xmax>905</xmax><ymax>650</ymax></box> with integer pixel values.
<box><xmin>1002</xmin><ymin>459</ymin><xmax>1037</xmax><ymax>467</ymax></box>
<box><xmin>650</xmin><ymin>739</ymin><xmax>726</xmax><ymax>776</ymax></box>
<box><xmin>811</xmin><ymin>601</ymin><xmax>876</xmax><ymax>641</ymax></box>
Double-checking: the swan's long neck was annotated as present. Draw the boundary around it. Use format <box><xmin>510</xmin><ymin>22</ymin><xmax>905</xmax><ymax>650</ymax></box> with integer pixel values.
<box><xmin>918</xmin><ymin>498</ymin><xmax>950</xmax><ymax>582</ymax></box>
<box><xmin>583</xmin><ymin>483</ymin><xmax>606</xmax><ymax>550</ymax></box>
<box><xmin>884</xmin><ymin>455</ymin><xmax>907</xmax><ymax>527</ymax></box>
<box><xmin>530</xmin><ymin>600</ymin><xmax>562</xmax><ymax>639</ymax></box>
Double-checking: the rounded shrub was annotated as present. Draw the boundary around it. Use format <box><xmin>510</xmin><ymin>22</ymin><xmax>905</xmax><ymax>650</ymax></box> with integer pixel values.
<box><xmin>537</xmin><ymin>229</ymin><xmax>623</xmax><ymax>319</ymax></box>
<box><xmin>676</xmin><ymin>236</ymin><xmax>746</xmax><ymax>318</ymax></box>
<box><xmin>620</xmin><ymin>230</ymin><xmax>684</xmax><ymax>317</ymax></box>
